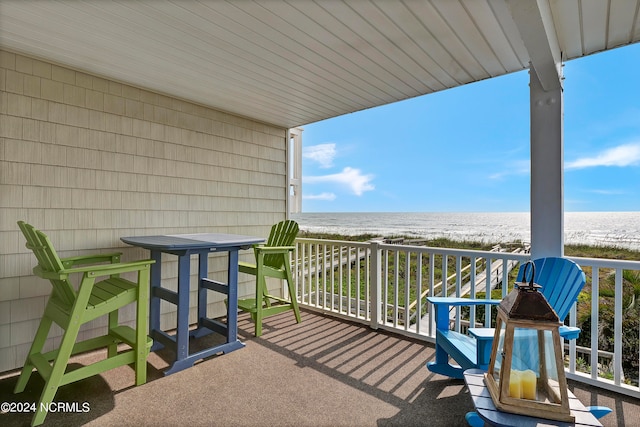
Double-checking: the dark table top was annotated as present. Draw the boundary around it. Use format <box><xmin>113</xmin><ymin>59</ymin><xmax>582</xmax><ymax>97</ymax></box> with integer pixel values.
<box><xmin>121</xmin><ymin>233</ymin><xmax>264</xmax><ymax>251</ymax></box>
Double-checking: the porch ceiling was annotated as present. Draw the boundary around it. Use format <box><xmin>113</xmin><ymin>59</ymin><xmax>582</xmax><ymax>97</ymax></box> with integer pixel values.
<box><xmin>1</xmin><ymin>0</ymin><xmax>639</xmax><ymax>129</ymax></box>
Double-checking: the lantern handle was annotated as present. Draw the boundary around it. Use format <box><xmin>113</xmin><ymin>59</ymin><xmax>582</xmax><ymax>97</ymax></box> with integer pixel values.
<box><xmin>521</xmin><ymin>260</ymin><xmax>536</xmax><ymax>288</ymax></box>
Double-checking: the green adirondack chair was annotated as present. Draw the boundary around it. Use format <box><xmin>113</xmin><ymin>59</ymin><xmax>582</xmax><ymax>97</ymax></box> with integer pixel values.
<box><xmin>14</xmin><ymin>221</ymin><xmax>154</xmax><ymax>426</ymax></box>
<box><xmin>237</xmin><ymin>220</ymin><xmax>301</xmax><ymax>336</ymax></box>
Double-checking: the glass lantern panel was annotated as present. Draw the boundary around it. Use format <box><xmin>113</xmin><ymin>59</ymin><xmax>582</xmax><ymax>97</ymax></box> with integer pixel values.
<box><xmin>508</xmin><ymin>327</ymin><xmax>560</xmax><ymax>402</ymax></box>
<box><xmin>492</xmin><ymin>319</ymin><xmax>506</xmax><ymax>384</ymax></box>
<box><xmin>509</xmin><ymin>327</ymin><xmax>541</xmax><ymax>400</ymax></box>
<box><xmin>510</xmin><ymin>328</ymin><xmax>559</xmax><ymax>379</ymax></box>
<box><xmin>542</xmin><ymin>329</ymin><xmax>559</xmax><ymax>382</ymax></box>
<box><xmin>512</xmin><ymin>327</ymin><xmax>540</xmax><ymax>373</ymax></box>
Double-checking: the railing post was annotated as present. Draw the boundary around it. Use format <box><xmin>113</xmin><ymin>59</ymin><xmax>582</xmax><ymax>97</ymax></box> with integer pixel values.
<box><xmin>369</xmin><ymin>239</ymin><xmax>382</xmax><ymax>329</ymax></box>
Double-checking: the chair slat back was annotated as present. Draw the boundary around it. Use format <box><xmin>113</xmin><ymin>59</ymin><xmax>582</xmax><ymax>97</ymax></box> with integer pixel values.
<box><xmin>516</xmin><ymin>257</ymin><xmax>586</xmax><ymax>321</ymax></box>
<box><xmin>18</xmin><ymin>221</ymin><xmax>76</xmax><ymax>306</ymax></box>
<box><xmin>263</xmin><ymin>220</ymin><xmax>299</xmax><ymax>270</ymax></box>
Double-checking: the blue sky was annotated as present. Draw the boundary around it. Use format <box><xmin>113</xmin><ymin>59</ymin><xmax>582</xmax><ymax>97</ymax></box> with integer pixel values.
<box><xmin>300</xmin><ymin>43</ymin><xmax>640</xmax><ymax>213</ymax></box>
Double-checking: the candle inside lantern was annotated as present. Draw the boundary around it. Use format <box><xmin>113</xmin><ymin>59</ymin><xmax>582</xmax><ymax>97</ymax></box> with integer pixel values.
<box><xmin>509</xmin><ymin>370</ymin><xmax>522</xmax><ymax>398</ymax></box>
<box><xmin>521</xmin><ymin>369</ymin><xmax>537</xmax><ymax>400</ymax></box>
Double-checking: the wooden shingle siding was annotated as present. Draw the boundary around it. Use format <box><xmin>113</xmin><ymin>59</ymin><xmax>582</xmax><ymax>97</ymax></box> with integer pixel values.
<box><xmin>0</xmin><ymin>49</ymin><xmax>288</xmax><ymax>373</ymax></box>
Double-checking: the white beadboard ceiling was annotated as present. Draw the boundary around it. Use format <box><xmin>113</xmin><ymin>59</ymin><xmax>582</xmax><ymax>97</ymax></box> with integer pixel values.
<box><xmin>1</xmin><ymin>0</ymin><xmax>639</xmax><ymax>129</ymax></box>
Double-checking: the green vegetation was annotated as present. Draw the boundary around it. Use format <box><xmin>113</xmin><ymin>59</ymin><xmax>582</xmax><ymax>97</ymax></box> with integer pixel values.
<box><xmin>298</xmin><ymin>231</ymin><xmax>498</xmax><ymax>250</ymax></box>
<box><xmin>298</xmin><ymin>231</ymin><xmax>382</xmax><ymax>242</ymax></box>
<box><xmin>569</xmin><ymin>245</ymin><xmax>640</xmax><ymax>385</ymax></box>
<box><xmin>565</xmin><ymin>243</ymin><xmax>640</xmax><ymax>260</ymax></box>
<box><xmin>298</xmin><ymin>233</ymin><xmax>501</xmax><ymax>318</ymax></box>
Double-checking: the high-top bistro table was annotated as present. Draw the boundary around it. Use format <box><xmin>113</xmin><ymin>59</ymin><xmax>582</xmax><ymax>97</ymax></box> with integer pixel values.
<box><xmin>121</xmin><ymin>233</ymin><xmax>264</xmax><ymax>375</ymax></box>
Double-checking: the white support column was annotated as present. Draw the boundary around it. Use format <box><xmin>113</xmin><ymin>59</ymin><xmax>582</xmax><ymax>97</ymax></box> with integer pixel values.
<box><xmin>288</xmin><ymin>127</ymin><xmax>303</xmax><ymax>214</ymax></box>
<box><xmin>529</xmin><ymin>66</ymin><xmax>564</xmax><ymax>259</ymax></box>
<box><xmin>507</xmin><ymin>0</ymin><xmax>565</xmax><ymax>259</ymax></box>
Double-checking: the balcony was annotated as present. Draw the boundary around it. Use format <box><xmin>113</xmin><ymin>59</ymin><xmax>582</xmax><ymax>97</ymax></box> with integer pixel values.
<box><xmin>3</xmin><ymin>238</ymin><xmax>640</xmax><ymax>426</ymax></box>
<box><xmin>2</xmin><ymin>307</ymin><xmax>640</xmax><ymax>427</ymax></box>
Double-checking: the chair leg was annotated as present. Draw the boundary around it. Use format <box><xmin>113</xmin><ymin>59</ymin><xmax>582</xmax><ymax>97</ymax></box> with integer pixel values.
<box><xmin>254</xmin><ymin>275</ymin><xmax>267</xmax><ymax>337</ymax></box>
<box><xmin>31</xmin><ymin>319</ymin><xmax>82</xmax><ymax>426</ymax></box>
<box><xmin>14</xmin><ymin>316</ymin><xmax>53</xmax><ymax>393</ymax></box>
<box><xmin>107</xmin><ymin>309</ymin><xmax>119</xmax><ymax>359</ymax></box>
<box><xmin>465</xmin><ymin>411</ymin><xmax>484</xmax><ymax>427</ymax></box>
<box><xmin>261</xmin><ymin>277</ymin><xmax>271</xmax><ymax>309</ymax></box>
<box><xmin>284</xmin><ymin>260</ymin><xmax>301</xmax><ymax>324</ymax></box>
<box><xmin>426</xmin><ymin>342</ymin><xmax>464</xmax><ymax>379</ymax></box>
<box><xmin>134</xmin><ymin>275</ymin><xmax>149</xmax><ymax>386</ymax></box>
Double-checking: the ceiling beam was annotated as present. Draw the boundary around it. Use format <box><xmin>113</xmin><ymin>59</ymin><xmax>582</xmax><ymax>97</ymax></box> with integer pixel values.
<box><xmin>506</xmin><ymin>0</ymin><xmax>563</xmax><ymax>91</ymax></box>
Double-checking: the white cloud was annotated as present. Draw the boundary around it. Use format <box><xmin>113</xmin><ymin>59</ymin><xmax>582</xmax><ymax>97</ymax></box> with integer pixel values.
<box><xmin>566</xmin><ymin>142</ymin><xmax>640</xmax><ymax>169</ymax></box>
<box><xmin>489</xmin><ymin>160</ymin><xmax>530</xmax><ymax>180</ymax></box>
<box><xmin>303</xmin><ymin>192</ymin><xmax>336</xmax><ymax>201</ymax></box>
<box><xmin>304</xmin><ymin>167</ymin><xmax>375</xmax><ymax>196</ymax></box>
<box><xmin>303</xmin><ymin>143</ymin><xmax>336</xmax><ymax>168</ymax></box>
<box><xmin>586</xmin><ymin>189</ymin><xmax>626</xmax><ymax>195</ymax></box>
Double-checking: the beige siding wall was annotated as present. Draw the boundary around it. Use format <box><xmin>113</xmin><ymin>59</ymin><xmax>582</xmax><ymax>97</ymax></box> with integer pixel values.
<box><xmin>0</xmin><ymin>50</ymin><xmax>288</xmax><ymax>373</ymax></box>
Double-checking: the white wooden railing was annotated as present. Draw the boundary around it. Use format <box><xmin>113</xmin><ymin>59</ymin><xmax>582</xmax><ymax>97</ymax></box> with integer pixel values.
<box><xmin>292</xmin><ymin>237</ymin><xmax>640</xmax><ymax>399</ymax></box>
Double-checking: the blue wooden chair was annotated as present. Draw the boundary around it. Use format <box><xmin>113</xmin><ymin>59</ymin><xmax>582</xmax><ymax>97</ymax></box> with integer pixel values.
<box><xmin>427</xmin><ymin>257</ymin><xmax>586</xmax><ymax>380</ymax></box>
<box><xmin>427</xmin><ymin>257</ymin><xmax>613</xmax><ymax>425</ymax></box>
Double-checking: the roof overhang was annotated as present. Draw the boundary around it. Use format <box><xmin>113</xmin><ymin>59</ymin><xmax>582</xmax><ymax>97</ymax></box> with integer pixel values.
<box><xmin>1</xmin><ymin>0</ymin><xmax>639</xmax><ymax>128</ymax></box>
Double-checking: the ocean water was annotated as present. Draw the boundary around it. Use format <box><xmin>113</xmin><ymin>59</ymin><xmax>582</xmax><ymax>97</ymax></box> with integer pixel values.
<box><xmin>291</xmin><ymin>212</ymin><xmax>640</xmax><ymax>250</ymax></box>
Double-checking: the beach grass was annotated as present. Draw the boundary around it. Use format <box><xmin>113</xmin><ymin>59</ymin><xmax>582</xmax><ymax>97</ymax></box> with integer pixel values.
<box><xmin>299</xmin><ymin>231</ymin><xmax>640</xmax><ymax>260</ymax></box>
<box><xmin>565</xmin><ymin>243</ymin><xmax>640</xmax><ymax>260</ymax></box>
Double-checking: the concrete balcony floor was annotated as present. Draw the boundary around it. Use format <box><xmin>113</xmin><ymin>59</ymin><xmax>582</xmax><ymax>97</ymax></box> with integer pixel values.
<box><xmin>2</xmin><ymin>309</ymin><xmax>640</xmax><ymax>427</ymax></box>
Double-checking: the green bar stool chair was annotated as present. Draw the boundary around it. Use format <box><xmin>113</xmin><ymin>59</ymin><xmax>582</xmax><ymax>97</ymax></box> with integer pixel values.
<box><xmin>237</xmin><ymin>220</ymin><xmax>301</xmax><ymax>336</ymax></box>
<box><xmin>14</xmin><ymin>221</ymin><xmax>154</xmax><ymax>426</ymax></box>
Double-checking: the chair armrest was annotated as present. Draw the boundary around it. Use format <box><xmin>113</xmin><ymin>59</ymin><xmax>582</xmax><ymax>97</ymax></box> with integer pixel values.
<box><xmin>254</xmin><ymin>246</ymin><xmax>295</xmax><ymax>254</ymax></box>
<box><xmin>427</xmin><ymin>297</ymin><xmax>501</xmax><ymax>333</ymax></box>
<box><xmin>35</xmin><ymin>259</ymin><xmax>155</xmax><ymax>280</ymax></box>
<box><xmin>586</xmin><ymin>406</ymin><xmax>612</xmax><ymax>420</ymax></box>
<box><xmin>60</xmin><ymin>252</ymin><xmax>123</xmax><ymax>268</ymax></box>
<box><xmin>64</xmin><ymin>259</ymin><xmax>155</xmax><ymax>277</ymax></box>
<box><xmin>427</xmin><ymin>297</ymin><xmax>501</xmax><ymax>307</ymax></box>
<box><xmin>468</xmin><ymin>328</ymin><xmax>497</xmax><ymax>368</ymax></box>
<box><xmin>559</xmin><ymin>325</ymin><xmax>581</xmax><ymax>340</ymax></box>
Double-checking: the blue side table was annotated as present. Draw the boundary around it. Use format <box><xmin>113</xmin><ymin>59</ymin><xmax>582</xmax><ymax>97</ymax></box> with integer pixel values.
<box><xmin>463</xmin><ymin>369</ymin><xmax>604</xmax><ymax>427</ymax></box>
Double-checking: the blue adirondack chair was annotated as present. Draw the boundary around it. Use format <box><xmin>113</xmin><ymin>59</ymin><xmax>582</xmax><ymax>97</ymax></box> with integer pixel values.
<box><xmin>428</xmin><ymin>257</ymin><xmax>613</xmax><ymax>425</ymax></box>
<box><xmin>427</xmin><ymin>257</ymin><xmax>586</xmax><ymax>380</ymax></box>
